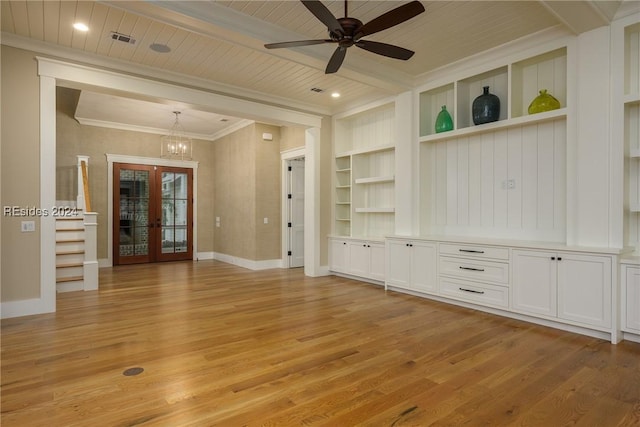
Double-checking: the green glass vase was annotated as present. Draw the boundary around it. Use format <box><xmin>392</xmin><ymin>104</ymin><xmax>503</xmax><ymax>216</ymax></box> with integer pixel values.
<box><xmin>528</xmin><ymin>89</ymin><xmax>561</xmax><ymax>114</ymax></box>
<box><xmin>435</xmin><ymin>105</ymin><xmax>453</xmax><ymax>133</ymax></box>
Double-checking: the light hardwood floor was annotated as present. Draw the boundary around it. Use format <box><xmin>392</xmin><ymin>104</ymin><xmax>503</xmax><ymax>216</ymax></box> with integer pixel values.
<box><xmin>2</xmin><ymin>260</ymin><xmax>639</xmax><ymax>426</ymax></box>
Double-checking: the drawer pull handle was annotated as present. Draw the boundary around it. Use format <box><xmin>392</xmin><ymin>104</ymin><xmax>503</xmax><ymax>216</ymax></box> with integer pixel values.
<box><xmin>459</xmin><ymin>249</ymin><xmax>485</xmax><ymax>254</ymax></box>
<box><xmin>459</xmin><ymin>266</ymin><xmax>485</xmax><ymax>272</ymax></box>
<box><xmin>459</xmin><ymin>287</ymin><xmax>485</xmax><ymax>294</ymax></box>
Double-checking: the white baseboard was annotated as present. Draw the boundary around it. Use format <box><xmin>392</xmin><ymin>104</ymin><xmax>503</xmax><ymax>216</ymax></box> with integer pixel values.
<box><xmin>213</xmin><ymin>252</ymin><xmax>284</xmax><ymax>270</ymax></box>
<box><xmin>196</xmin><ymin>252</ymin><xmax>215</xmax><ymax>260</ymax></box>
<box><xmin>98</xmin><ymin>258</ymin><xmax>112</xmax><ymax>268</ymax></box>
<box><xmin>1</xmin><ymin>297</ymin><xmax>55</xmax><ymax>319</ymax></box>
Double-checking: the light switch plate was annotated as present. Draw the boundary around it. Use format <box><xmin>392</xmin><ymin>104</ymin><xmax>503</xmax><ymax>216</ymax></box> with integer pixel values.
<box><xmin>21</xmin><ymin>221</ymin><xmax>35</xmax><ymax>232</ymax></box>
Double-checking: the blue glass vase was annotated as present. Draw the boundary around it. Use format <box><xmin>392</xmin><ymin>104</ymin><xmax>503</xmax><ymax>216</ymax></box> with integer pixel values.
<box><xmin>472</xmin><ymin>86</ymin><xmax>500</xmax><ymax>125</ymax></box>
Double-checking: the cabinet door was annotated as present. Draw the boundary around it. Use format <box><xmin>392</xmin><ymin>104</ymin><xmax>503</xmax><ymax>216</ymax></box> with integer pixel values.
<box><xmin>329</xmin><ymin>239</ymin><xmax>349</xmax><ymax>273</ymax></box>
<box><xmin>348</xmin><ymin>241</ymin><xmax>370</xmax><ymax>278</ymax></box>
<box><xmin>557</xmin><ymin>254</ymin><xmax>611</xmax><ymax>328</ymax></box>
<box><xmin>512</xmin><ymin>250</ymin><xmax>557</xmax><ymax>317</ymax></box>
<box><xmin>411</xmin><ymin>242</ymin><xmax>437</xmax><ymax>293</ymax></box>
<box><xmin>624</xmin><ymin>266</ymin><xmax>640</xmax><ymax>332</ymax></box>
<box><xmin>386</xmin><ymin>239</ymin><xmax>412</xmax><ymax>288</ymax></box>
<box><xmin>368</xmin><ymin>243</ymin><xmax>386</xmax><ymax>281</ymax></box>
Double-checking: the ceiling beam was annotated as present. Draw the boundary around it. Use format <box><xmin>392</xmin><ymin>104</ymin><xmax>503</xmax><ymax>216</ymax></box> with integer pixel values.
<box><xmin>538</xmin><ymin>0</ymin><xmax>618</xmax><ymax>34</ymax></box>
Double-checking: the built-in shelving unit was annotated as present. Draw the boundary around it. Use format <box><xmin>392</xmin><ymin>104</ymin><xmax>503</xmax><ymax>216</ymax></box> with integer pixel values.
<box><xmin>418</xmin><ymin>46</ymin><xmax>568</xmax><ymax>242</ymax></box>
<box><xmin>333</xmin><ymin>102</ymin><xmax>396</xmax><ymax>238</ymax></box>
<box><xmin>625</xmin><ymin>23</ymin><xmax>640</xmax><ymax>251</ymax></box>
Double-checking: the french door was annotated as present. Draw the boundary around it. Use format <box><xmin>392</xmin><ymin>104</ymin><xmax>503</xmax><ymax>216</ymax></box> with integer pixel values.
<box><xmin>114</xmin><ymin>163</ymin><xmax>193</xmax><ymax>265</ymax></box>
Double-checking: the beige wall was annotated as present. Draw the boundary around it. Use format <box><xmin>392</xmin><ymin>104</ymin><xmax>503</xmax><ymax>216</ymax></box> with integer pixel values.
<box><xmin>280</xmin><ymin>125</ymin><xmax>305</xmax><ymax>152</ymax></box>
<box><xmin>1</xmin><ymin>46</ymin><xmax>42</xmax><ymax>302</ymax></box>
<box><xmin>56</xmin><ymin>87</ymin><xmax>215</xmax><ymax>259</ymax></box>
<box><xmin>213</xmin><ymin>123</ymin><xmax>282</xmax><ymax>261</ymax></box>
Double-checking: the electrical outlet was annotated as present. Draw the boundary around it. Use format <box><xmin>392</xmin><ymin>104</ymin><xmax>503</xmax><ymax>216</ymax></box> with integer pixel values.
<box><xmin>502</xmin><ymin>179</ymin><xmax>516</xmax><ymax>190</ymax></box>
<box><xmin>263</xmin><ymin>217</ymin><xmax>269</xmax><ymax>224</ymax></box>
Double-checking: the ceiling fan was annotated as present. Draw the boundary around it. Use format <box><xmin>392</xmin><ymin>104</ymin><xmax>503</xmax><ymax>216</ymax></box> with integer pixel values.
<box><xmin>264</xmin><ymin>0</ymin><xmax>425</xmax><ymax>74</ymax></box>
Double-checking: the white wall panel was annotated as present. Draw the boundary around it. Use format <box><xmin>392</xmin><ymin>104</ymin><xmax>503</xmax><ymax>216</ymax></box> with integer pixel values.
<box><xmin>427</xmin><ymin>119</ymin><xmax>566</xmax><ymax>241</ymax></box>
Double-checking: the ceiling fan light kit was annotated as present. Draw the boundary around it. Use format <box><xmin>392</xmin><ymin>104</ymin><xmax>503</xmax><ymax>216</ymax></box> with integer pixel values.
<box><xmin>264</xmin><ymin>0</ymin><xmax>425</xmax><ymax>74</ymax></box>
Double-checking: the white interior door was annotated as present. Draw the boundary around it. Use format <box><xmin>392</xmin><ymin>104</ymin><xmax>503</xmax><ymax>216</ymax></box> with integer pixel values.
<box><xmin>288</xmin><ymin>158</ymin><xmax>305</xmax><ymax>267</ymax></box>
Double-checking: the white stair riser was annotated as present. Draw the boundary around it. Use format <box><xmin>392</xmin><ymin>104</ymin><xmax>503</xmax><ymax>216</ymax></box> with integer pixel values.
<box><xmin>56</xmin><ymin>266</ymin><xmax>84</xmax><ymax>279</ymax></box>
<box><xmin>55</xmin><ymin>220</ymin><xmax>84</xmax><ymax>230</ymax></box>
<box><xmin>57</xmin><ymin>281</ymin><xmax>84</xmax><ymax>293</ymax></box>
<box><xmin>56</xmin><ymin>253</ymin><xmax>85</xmax><ymax>265</ymax></box>
<box><xmin>56</xmin><ymin>230</ymin><xmax>85</xmax><ymax>241</ymax></box>
<box><xmin>56</xmin><ymin>241</ymin><xmax>85</xmax><ymax>252</ymax></box>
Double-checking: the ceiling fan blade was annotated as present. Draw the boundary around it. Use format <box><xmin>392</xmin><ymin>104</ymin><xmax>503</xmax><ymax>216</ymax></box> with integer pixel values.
<box><xmin>357</xmin><ymin>1</ymin><xmax>425</xmax><ymax>38</ymax></box>
<box><xmin>265</xmin><ymin>39</ymin><xmax>333</xmax><ymax>49</ymax></box>
<box><xmin>326</xmin><ymin>46</ymin><xmax>347</xmax><ymax>74</ymax></box>
<box><xmin>355</xmin><ymin>40</ymin><xmax>415</xmax><ymax>60</ymax></box>
<box><xmin>301</xmin><ymin>0</ymin><xmax>343</xmax><ymax>35</ymax></box>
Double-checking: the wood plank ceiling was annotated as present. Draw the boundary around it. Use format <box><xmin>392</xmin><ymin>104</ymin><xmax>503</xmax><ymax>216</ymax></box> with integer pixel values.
<box><xmin>0</xmin><ymin>1</ymin><xmax>624</xmax><ymax>118</ymax></box>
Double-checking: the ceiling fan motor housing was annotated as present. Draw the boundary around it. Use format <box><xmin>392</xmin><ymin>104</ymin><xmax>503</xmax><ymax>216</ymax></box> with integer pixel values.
<box><xmin>331</xmin><ymin>17</ymin><xmax>364</xmax><ymax>46</ymax></box>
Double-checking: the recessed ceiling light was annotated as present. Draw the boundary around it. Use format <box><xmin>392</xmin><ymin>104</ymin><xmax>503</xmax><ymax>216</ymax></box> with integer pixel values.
<box><xmin>73</xmin><ymin>22</ymin><xmax>89</xmax><ymax>32</ymax></box>
<box><xmin>331</xmin><ymin>92</ymin><xmax>341</xmax><ymax>98</ymax></box>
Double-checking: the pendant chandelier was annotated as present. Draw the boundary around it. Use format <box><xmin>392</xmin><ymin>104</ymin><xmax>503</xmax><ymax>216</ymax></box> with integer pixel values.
<box><xmin>161</xmin><ymin>111</ymin><xmax>192</xmax><ymax>160</ymax></box>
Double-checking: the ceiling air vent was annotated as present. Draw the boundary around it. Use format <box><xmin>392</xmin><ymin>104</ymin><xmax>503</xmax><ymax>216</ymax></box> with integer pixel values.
<box><xmin>110</xmin><ymin>31</ymin><xmax>136</xmax><ymax>45</ymax></box>
<box><xmin>310</xmin><ymin>87</ymin><xmax>324</xmax><ymax>93</ymax></box>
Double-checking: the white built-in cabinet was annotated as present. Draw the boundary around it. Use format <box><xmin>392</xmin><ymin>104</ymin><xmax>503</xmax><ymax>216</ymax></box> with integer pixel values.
<box><xmin>385</xmin><ymin>238</ymin><xmax>437</xmax><ymax>294</ymax></box>
<box><xmin>329</xmin><ymin>237</ymin><xmax>385</xmax><ymax>282</ymax></box>
<box><xmin>329</xmin><ymin>100</ymin><xmax>396</xmax><ymax>283</ymax></box>
<box><xmin>512</xmin><ymin>250</ymin><xmax>612</xmax><ymax>329</ymax></box>
<box><xmin>328</xmin><ymin>15</ymin><xmax>640</xmax><ymax>343</ymax></box>
<box><xmin>621</xmin><ymin>261</ymin><xmax>640</xmax><ymax>337</ymax></box>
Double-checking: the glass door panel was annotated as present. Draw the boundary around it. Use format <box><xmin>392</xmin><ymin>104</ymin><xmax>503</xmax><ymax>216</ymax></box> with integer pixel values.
<box><xmin>114</xmin><ymin>164</ymin><xmax>155</xmax><ymax>265</ymax></box>
<box><xmin>157</xmin><ymin>168</ymin><xmax>192</xmax><ymax>261</ymax></box>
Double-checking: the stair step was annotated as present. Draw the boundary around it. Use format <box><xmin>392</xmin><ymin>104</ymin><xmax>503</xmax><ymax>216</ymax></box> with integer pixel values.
<box><xmin>56</xmin><ymin>275</ymin><xmax>83</xmax><ymax>283</ymax></box>
<box><xmin>56</xmin><ymin>250</ymin><xmax>85</xmax><ymax>256</ymax></box>
<box><xmin>56</xmin><ymin>262</ymin><xmax>83</xmax><ymax>269</ymax></box>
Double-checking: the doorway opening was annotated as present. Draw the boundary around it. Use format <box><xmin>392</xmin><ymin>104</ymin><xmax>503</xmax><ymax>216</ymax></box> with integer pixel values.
<box><xmin>113</xmin><ymin>162</ymin><xmax>193</xmax><ymax>265</ymax></box>
<box><xmin>285</xmin><ymin>157</ymin><xmax>305</xmax><ymax>268</ymax></box>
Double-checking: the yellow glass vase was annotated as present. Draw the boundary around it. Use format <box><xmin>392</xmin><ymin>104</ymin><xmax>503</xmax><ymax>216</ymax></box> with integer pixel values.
<box><xmin>528</xmin><ymin>89</ymin><xmax>561</xmax><ymax>114</ymax></box>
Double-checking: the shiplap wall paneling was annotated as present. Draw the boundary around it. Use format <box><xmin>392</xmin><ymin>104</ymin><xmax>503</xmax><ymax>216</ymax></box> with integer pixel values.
<box><xmin>627</xmin><ymin>105</ymin><xmax>640</xmax><ymax>249</ymax></box>
<box><xmin>335</xmin><ymin>105</ymin><xmax>395</xmax><ymax>154</ymax></box>
<box><xmin>351</xmin><ymin>149</ymin><xmax>395</xmax><ymax>238</ymax></box>
<box><xmin>625</xmin><ymin>24</ymin><xmax>640</xmax><ymax>251</ymax></box>
<box><xmin>427</xmin><ymin>119</ymin><xmax>566</xmax><ymax>241</ymax></box>
<box><xmin>511</xmin><ymin>48</ymin><xmax>567</xmax><ymax>118</ymax></box>
<box><xmin>457</xmin><ymin>67</ymin><xmax>508</xmax><ymax>129</ymax></box>
<box><xmin>352</xmin><ymin>212</ymin><xmax>394</xmax><ymax>238</ymax></box>
<box><xmin>419</xmin><ymin>84</ymin><xmax>455</xmax><ymax>137</ymax></box>
<box><xmin>626</xmin><ymin>24</ymin><xmax>640</xmax><ymax>95</ymax></box>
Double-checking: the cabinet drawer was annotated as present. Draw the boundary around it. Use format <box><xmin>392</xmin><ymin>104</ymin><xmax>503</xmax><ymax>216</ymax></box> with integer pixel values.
<box><xmin>439</xmin><ymin>243</ymin><xmax>509</xmax><ymax>261</ymax></box>
<box><xmin>439</xmin><ymin>256</ymin><xmax>509</xmax><ymax>284</ymax></box>
<box><xmin>439</xmin><ymin>277</ymin><xmax>509</xmax><ymax>308</ymax></box>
